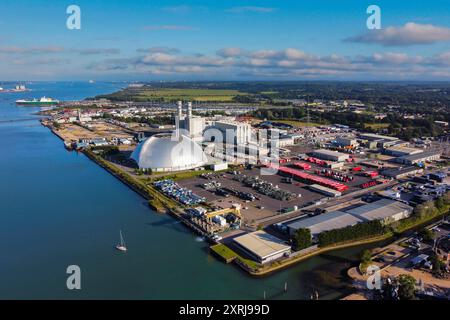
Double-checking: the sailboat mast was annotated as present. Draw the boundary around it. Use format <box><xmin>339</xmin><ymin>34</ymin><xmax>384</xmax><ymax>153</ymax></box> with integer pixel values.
<box><xmin>120</xmin><ymin>230</ymin><xmax>125</xmax><ymax>246</ymax></box>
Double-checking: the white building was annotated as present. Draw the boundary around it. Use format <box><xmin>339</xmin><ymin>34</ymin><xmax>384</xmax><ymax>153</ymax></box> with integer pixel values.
<box><xmin>175</xmin><ymin>101</ymin><xmax>205</xmax><ymax>142</ymax></box>
<box><xmin>233</xmin><ymin>231</ymin><xmax>291</xmax><ymax>264</ymax></box>
<box><xmin>346</xmin><ymin>198</ymin><xmax>413</xmax><ymax>225</ymax></box>
<box><xmin>131</xmin><ymin>133</ymin><xmax>207</xmax><ymax>172</ymax></box>
<box><xmin>311</xmin><ymin>149</ymin><xmax>350</xmax><ymax>162</ymax></box>
<box><xmin>213</xmin><ymin>120</ymin><xmax>252</xmax><ymax>145</ymax></box>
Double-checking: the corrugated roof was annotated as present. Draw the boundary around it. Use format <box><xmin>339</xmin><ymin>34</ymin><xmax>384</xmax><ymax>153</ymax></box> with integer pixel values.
<box><xmin>313</xmin><ymin>149</ymin><xmax>348</xmax><ymax>157</ymax></box>
<box><xmin>399</xmin><ymin>151</ymin><xmax>441</xmax><ymax>161</ymax></box>
<box><xmin>233</xmin><ymin>231</ymin><xmax>290</xmax><ymax>259</ymax></box>
<box><xmin>286</xmin><ymin>211</ymin><xmax>363</xmax><ymax>236</ymax></box>
<box><xmin>346</xmin><ymin>198</ymin><xmax>412</xmax><ymax>221</ymax></box>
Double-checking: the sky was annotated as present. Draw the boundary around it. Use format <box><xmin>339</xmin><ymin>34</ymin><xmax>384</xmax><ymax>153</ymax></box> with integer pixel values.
<box><xmin>1</xmin><ymin>0</ymin><xmax>450</xmax><ymax>81</ymax></box>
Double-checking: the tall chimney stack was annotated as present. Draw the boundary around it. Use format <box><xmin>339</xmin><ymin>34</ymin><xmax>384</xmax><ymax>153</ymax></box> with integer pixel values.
<box><xmin>187</xmin><ymin>102</ymin><xmax>193</xmax><ymax>118</ymax></box>
<box><xmin>177</xmin><ymin>101</ymin><xmax>183</xmax><ymax>117</ymax></box>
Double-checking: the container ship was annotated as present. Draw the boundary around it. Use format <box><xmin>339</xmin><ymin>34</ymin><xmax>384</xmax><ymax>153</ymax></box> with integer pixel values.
<box><xmin>15</xmin><ymin>97</ymin><xmax>59</xmax><ymax>106</ymax></box>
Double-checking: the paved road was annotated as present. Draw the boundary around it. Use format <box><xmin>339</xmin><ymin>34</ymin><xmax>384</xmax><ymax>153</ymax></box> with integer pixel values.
<box><xmin>257</xmin><ymin>179</ymin><xmax>398</xmax><ymax>227</ymax></box>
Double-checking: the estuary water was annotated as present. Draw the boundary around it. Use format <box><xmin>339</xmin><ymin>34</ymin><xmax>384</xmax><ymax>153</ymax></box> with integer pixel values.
<box><xmin>0</xmin><ymin>81</ymin><xmax>376</xmax><ymax>299</ymax></box>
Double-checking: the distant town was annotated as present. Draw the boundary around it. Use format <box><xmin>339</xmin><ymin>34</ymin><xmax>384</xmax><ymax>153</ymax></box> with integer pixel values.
<box><xmin>38</xmin><ymin>82</ymin><xmax>450</xmax><ymax>300</ymax></box>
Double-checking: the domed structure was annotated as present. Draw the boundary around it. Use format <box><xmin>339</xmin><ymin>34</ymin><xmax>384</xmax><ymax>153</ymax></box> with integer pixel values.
<box><xmin>131</xmin><ymin>133</ymin><xmax>207</xmax><ymax>172</ymax></box>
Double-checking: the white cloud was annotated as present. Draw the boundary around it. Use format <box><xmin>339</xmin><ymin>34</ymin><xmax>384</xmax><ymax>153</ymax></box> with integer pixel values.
<box><xmin>76</xmin><ymin>48</ymin><xmax>120</xmax><ymax>55</ymax></box>
<box><xmin>93</xmin><ymin>47</ymin><xmax>450</xmax><ymax>79</ymax></box>
<box><xmin>345</xmin><ymin>22</ymin><xmax>450</xmax><ymax>46</ymax></box>
<box><xmin>226</xmin><ymin>6</ymin><xmax>276</xmax><ymax>14</ymax></box>
<box><xmin>137</xmin><ymin>47</ymin><xmax>180</xmax><ymax>54</ymax></box>
<box><xmin>0</xmin><ymin>46</ymin><xmax>65</xmax><ymax>54</ymax></box>
<box><xmin>217</xmin><ymin>47</ymin><xmax>246</xmax><ymax>57</ymax></box>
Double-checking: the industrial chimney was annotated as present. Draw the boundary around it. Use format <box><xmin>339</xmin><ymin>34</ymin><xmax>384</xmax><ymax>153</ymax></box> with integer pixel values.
<box><xmin>187</xmin><ymin>102</ymin><xmax>193</xmax><ymax>118</ymax></box>
<box><xmin>177</xmin><ymin>101</ymin><xmax>183</xmax><ymax>118</ymax></box>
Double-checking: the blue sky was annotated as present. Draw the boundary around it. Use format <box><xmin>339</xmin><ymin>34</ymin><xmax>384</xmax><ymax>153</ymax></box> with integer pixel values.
<box><xmin>1</xmin><ymin>0</ymin><xmax>450</xmax><ymax>80</ymax></box>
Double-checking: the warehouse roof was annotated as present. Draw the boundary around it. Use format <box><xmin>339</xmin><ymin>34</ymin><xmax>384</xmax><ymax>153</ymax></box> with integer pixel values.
<box><xmin>359</xmin><ymin>133</ymin><xmax>399</xmax><ymax>141</ymax></box>
<box><xmin>386</xmin><ymin>146</ymin><xmax>423</xmax><ymax>155</ymax></box>
<box><xmin>346</xmin><ymin>198</ymin><xmax>413</xmax><ymax>221</ymax></box>
<box><xmin>286</xmin><ymin>211</ymin><xmax>363</xmax><ymax>236</ymax></box>
<box><xmin>313</xmin><ymin>149</ymin><xmax>348</xmax><ymax>157</ymax></box>
<box><xmin>399</xmin><ymin>150</ymin><xmax>441</xmax><ymax>162</ymax></box>
<box><xmin>382</xmin><ymin>166</ymin><xmax>422</xmax><ymax>177</ymax></box>
<box><xmin>233</xmin><ymin>231</ymin><xmax>290</xmax><ymax>259</ymax></box>
<box><xmin>308</xmin><ymin>184</ymin><xmax>342</xmax><ymax>196</ymax></box>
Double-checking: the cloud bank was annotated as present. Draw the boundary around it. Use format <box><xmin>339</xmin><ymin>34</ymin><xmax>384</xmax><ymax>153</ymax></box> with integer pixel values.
<box><xmin>91</xmin><ymin>47</ymin><xmax>450</xmax><ymax>79</ymax></box>
<box><xmin>345</xmin><ymin>22</ymin><xmax>450</xmax><ymax>46</ymax></box>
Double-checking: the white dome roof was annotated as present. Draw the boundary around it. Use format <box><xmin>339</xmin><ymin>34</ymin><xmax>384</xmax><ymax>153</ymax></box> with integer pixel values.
<box><xmin>131</xmin><ymin>133</ymin><xmax>207</xmax><ymax>171</ymax></box>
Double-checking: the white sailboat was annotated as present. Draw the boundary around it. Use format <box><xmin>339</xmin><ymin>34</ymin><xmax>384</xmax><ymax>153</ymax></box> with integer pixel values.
<box><xmin>115</xmin><ymin>230</ymin><xmax>127</xmax><ymax>252</ymax></box>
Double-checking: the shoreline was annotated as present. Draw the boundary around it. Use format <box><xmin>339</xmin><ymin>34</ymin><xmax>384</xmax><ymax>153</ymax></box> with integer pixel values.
<box><xmin>40</xmin><ymin>121</ymin><xmax>448</xmax><ymax>281</ymax></box>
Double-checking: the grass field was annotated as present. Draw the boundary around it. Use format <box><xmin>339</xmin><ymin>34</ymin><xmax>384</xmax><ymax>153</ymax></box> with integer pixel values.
<box><xmin>276</xmin><ymin>119</ymin><xmax>322</xmax><ymax>127</ymax></box>
<box><xmin>136</xmin><ymin>88</ymin><xmax>247</xmax><ymax>102</ymax></box>
<box><xmin>364</xmin><ymin>123</ymin><xmax>390</xmax><ymax>130</ymax></box>
<box><xmin>210</xmin><ymin>244</ymin><xmax>260</xmax><ymax>269</ymax></box>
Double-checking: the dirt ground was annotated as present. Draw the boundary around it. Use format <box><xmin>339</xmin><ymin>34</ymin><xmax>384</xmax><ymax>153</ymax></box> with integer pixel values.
<box><xmin>346</xmin><ymin>239</ymin><xmax>450</xmax><ymax>300</ymax></box>
<box><xmin>55</xmin><ymin>121</ymin><xmax>134</xmax><ymax>142</ymax></box>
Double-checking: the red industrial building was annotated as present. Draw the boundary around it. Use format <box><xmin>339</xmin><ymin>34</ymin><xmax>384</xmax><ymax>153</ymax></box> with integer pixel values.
<box><xmin>293</xmin><ymin>162</ymin><xmax>312</xmax><ymax>170</ymax></box>
<box><xmin>268</xmin><ymin>164</ymin><xmax>349</xmax><ymax>192</ymax></box>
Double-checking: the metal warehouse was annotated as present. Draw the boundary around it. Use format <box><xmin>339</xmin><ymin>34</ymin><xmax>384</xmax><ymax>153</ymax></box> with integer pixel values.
<box><xmin>311</xmin><ymin>149</ymin><xmax>350</xmax><ymax>162</ymax></box>
<box><xmin>385</xmin><ymin>146</ymin><xmax>423</xmax><ymax>157</ymax></box>
<box><xmin>396</xmin><ymin>151</ymin><xmax>441</xmax><ymax>165</ymax></box>
<box><xmin>382</xmin><ymin>166</ymin><xmax>423</xmax><ymax>179</ymax></box>
<box><xmin>273</xmin><ymin>165</ymin><xmax>349</xmax><ymax>191</ymax></box>
<box><xmin>233</xmin><ymin>231</ymin><xmax>291</xmax><ymax>264</ymax></box>
<box><xmin>346</xmin><ymin>198</ymin><xmax>413</xmax><ymax>225</ymax></box>
<box><xmin>308</xmin><ymin>184</ymin><xmax>342</xmax><ymax>197</ymax></box>
<box><xmin>286</xmin><ymin>211</ymin><xmax>363</xmax><ymax>238</ymax></box>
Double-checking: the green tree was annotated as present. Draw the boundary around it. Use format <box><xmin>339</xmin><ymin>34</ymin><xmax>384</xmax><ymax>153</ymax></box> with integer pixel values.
<box><xmin>418</xmin><ymin>228</ymin><xmax>435</xmax><ymax>243</ymax></box>
<box><xmin>430</xmin><ymin>253</ymin><xmax>446</xmax><ymax>275</ymax></box>
<box><xmin>360</xmin><ymin>249</ymin><xmax>372</xmax><ymax>264</ymax></box>
<box><xmin>359</xmin><ymin>249</ymin><xmax>373</xmax><ymax>273</ymax></box>
<box><xmin>435</xmin><ymin>197</ymin><xmax>445</xmax><ymax>211</ymax></box>
<box><xmin>292</xmin><ymin>228</ymin><xmax>312</xmax><ymax>250</ymax></box>
<box><xmin>52</xmin><ymin>121</ymin><xmax>61</xmax><ymax>129</ymax></box>
<box><xmin>397</xmin><ymin>274</ymin><xmax>416</xmax><ymax>300</ymax></box>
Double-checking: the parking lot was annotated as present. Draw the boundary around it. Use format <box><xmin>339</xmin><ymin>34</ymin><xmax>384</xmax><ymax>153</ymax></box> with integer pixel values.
<box><xmin>178</xmin><ymin>167</ymin><xmax>324</xmax><ymax>224</ymax></box>
<box><xmin>177</xmin><ymin>160</ymin><xmax>383</xmax><ymax>224</ymax></box>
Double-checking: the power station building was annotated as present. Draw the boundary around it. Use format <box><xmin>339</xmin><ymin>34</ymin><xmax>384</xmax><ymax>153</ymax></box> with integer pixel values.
<box><xmin>213</xmin><ymin>120</ymin><xmax>252</xmax><ymax>145</ymax></box>
<box><xmin>131</xmin><ymin>133</ymin><xmax>207</xmax><ymax>172</ymax></box>
<box><xmin>175</xmin><ymin>101</ymin><xmax>205</xmax><ymax>143</ymax></box>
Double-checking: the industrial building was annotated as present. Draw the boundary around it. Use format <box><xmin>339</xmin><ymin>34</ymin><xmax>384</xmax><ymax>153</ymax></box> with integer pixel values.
<box><xmin>209</xmin><ymin>162</ymin><xmax>228</xmax><ymax>172</ymax></box>
<box><xmin>175</xmin><ymin>101</ymin><xmax>205</xmax><ymax>142</ymax></box>
<box><xmin>286</xmin><ymin>198</ymin><xmax>413</xmax><ymax>239</ymax></box>
<box><xmin>381</xmin><ymin>166</ymin><xmax>423</xmax><ymax>179</ymax></box>
<box><xmin>233</xmin><ymin>231</ymin><xmax>291</xmax><ymax>264</ymax></box>
<box><xmin>273</xmin><ymin>165</ymin><xmax>349</xmax><ymax>192</ymax></box>
<box><xmin>131</xmin><ymin>133</ymin><xmax>207</xmax><ymax>172</ymax></box>
<box><xmin>396</xmin><ymin>151</ymin><xmax>441</xmax><ymax>165</ymax></box>
<box><xmin>213</xmin><ymin>120</ymin><xmax>252</xmax><ymax>145</ymax></box>
<box><xmin>311</xmin><ymin>149</ymin><xmax>350</xmax><ymax>162</ymax></box>
<box><xmin>385</xmin><ymin>146</ymin><xmax>423</xmax><ymax>157</ymax></box>
<box><xmin>359</xmin><ymin>133</ymin><xmax>402</xmax><ymax>148</ymax></box>
<box><xmin>334</xmin><ymin>137</ymin><xmax>358</xmax><ymax>148</ymax></box>
<box><xmin>359</xmin><ymin>133</ymin><xmax>399</xmax><ymax>142</ymax></box>
<box><xmin>271</xmin><ymin>135</ymin><xmax>295</xmax><ymax>148</ymax></box>
<box><xmin>308</xmin><ymin>184</ymin><xmax>342</xmax><ymax>197</ymax></box>
<box><xmin>346</xmin><ymin>198</ymin><xmax>413</xmax><ymax>225</ymax></box>
<box><xmin>286</xmin><ymin>211</ymin><xmax>363</xmax><ymax>238</ymax></box>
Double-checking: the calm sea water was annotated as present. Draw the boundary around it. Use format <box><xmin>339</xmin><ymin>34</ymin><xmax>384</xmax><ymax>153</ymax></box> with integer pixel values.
<box><xmin>0</xmin><ymin>82</ymin><xmax>377</xmax><ymax>299</ymax></box>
